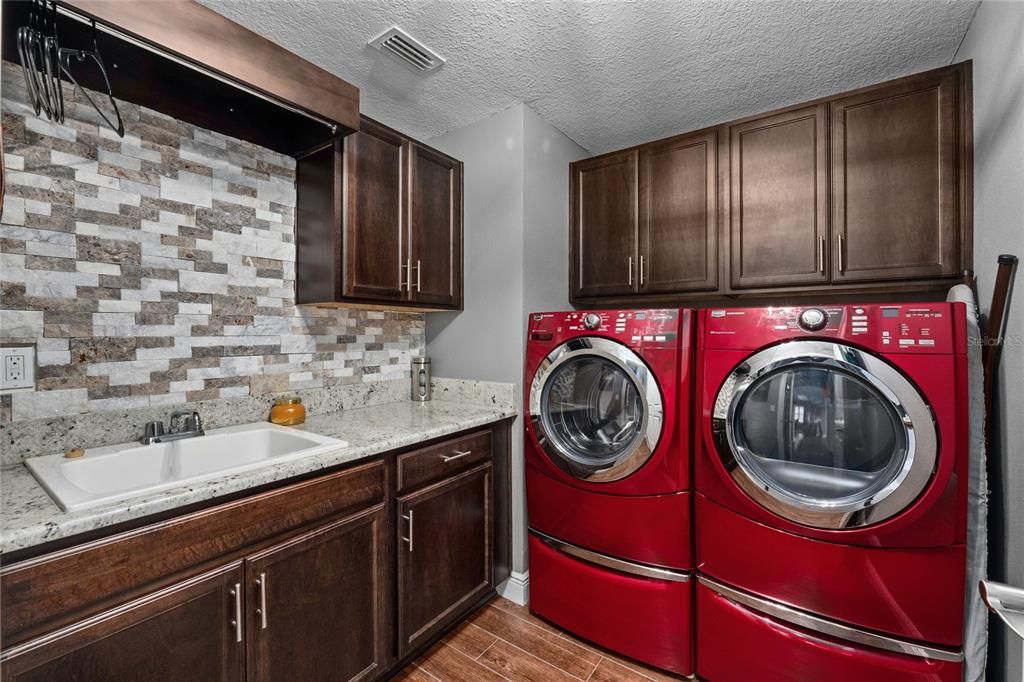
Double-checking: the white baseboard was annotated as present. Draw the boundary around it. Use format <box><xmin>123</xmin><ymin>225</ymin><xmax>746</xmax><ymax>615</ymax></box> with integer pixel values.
<box><xmin>497</xmin><ymin>570</ymin><xmax>529</xmax><ymax>606</ymax></box>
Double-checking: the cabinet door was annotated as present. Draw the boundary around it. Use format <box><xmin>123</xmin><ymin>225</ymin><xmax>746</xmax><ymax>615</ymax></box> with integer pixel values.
<box><xmin>639</xmin><ymin>130</ymin><xmax>718</xmax><ymax>293</ymax></box>
<box><xmin>246</xmin><ymin>506</ymin><xmax>387</xmax><ymax>682</ymax></box>
<box><xmin>572</xmin><ymin>150</ymin><xmax>639</xmax><ymax>298</ymax></box>
<box><xmin>1</xmin><ymin>563</ymin><xmax>244</xmax><ymax>682</ymax></box>
<box><xmin>397</xmin><ymin>464</ymin><xmax>493</xmax><ymax>657</ymax></box>
<box><xmin>831</xmin><ymin>70</ymin><xmax>961</xmax><ymax>282</ymax></box>
<box><xmin>343</xmin><ymin>118</ymin><xmax>407</xmax><ymax>301</ymax></box>
<box><xmin>408</xmin><ymin>143</ymin><xmax>463</xmax><ymax>308</ymax></box>
<box><xmin>729</xmin><ymin>105</ymin><xmax>829</xmax><ymax>288</ymax></box>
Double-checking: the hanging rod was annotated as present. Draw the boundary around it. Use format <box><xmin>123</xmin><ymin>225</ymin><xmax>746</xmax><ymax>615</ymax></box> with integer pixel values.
<box><xmin>54</xmin><ymin>4</ymin><xmax>339</xmax><ymax>135</ymax></box>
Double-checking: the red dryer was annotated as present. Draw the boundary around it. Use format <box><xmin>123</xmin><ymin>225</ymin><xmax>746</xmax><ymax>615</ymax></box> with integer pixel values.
<box><xmin>695</xmin><ymin>304</ymin><xmax>969</xmax><ymax>681</ymax></box>
<box><xmin>525</xmin><ymin>309</ymin><xmax>693</xmax><ymax>676</ymax></box>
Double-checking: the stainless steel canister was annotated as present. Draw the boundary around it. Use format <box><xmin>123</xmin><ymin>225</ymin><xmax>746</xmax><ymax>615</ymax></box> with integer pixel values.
<box><xmin>411</xmin><ymin>357</ymin><xmax>432</xmax><ymax>401</ymax></box>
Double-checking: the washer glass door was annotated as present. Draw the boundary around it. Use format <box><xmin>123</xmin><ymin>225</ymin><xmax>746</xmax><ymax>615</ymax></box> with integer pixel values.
<box><xmin>714</xmin><ymin>341</ymin><xmax>937</xmax><ymax>528</ymax></box>
<box><xmin>531</xmin><ymin>338</ymin><xmax>663</xmax><ymax>482</ymax></box>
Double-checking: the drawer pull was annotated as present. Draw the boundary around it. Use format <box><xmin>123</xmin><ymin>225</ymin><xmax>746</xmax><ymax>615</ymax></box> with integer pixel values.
<box><xmin>402</xmin><ymin>511</ymin><xmax>414</xmax><ymax>552</ymax></box>
<box><xmin>255</xmin><ymin>572</ymin><xmax>268</xmax><ymax>630</ymax></box>
<box><xmin>441</xmin><ymin>449</ymin><xmax>473</xmax><ymax>463</ymax></box>
<box><xmin>229</xmin><ymin>583</ymin><xmax>242</xmax><ymax>643</ymax></box>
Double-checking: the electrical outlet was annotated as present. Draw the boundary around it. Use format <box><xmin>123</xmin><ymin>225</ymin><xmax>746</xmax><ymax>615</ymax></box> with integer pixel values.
<box><xmin>0</xmin><ymin>345</ymin><xmax>35</xmax><ymax>391</ymax></box>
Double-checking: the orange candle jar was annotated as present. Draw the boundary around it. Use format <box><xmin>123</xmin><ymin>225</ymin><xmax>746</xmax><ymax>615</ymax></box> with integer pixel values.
<box><xmin>270</xmin><ymin>397</ymin><xmax>306</xmax><ymax>426</ymax></box>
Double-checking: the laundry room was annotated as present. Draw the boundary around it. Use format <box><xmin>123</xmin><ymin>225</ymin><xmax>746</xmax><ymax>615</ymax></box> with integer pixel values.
<box><xmin>0</xmin><ymin>0</ymin><xmax>1022</xmax><ymax>680</ymax></box>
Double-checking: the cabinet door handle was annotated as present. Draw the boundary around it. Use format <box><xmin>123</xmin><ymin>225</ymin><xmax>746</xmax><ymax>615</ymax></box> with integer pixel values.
<box><xmin>838</xmin><ymin>234</ymin><xmax>846</xmax><ymax>273</ymax></box>
<box><xmin>402</xmin><ymin>510</ymin><xmax>414</xmax><ymax>552</ymax></box>
<box><xmin>627</xmin><ymin>256</ymin><xmax>634</xmax><ymax>286</ymax></box>
<box><xmin>639</xmin><ymin>255</ymin><xmax>646</xmax><ymax>286</ymax></box>
<box><xmin>401</xmin><ymin>259</ymin><xmax>410</xmax><ymax>291</ymax></box>
<box><xmin>441</xmin><ymin>449</ymin><xmax>472</xmax><ymax>462</ymax></box>
<box><xmin>255</xmin><ymin>572</ymin><xmax>268</xmax><ymax>630</ymax></box>
<box><xmin>818</xmin><ymin>237</ymin><xmax>825</xmax><ymax>274</ymax></box>
<box><xmin>416</xmin><ymin>259</ymin><xmax>422</xmax><ymax>292</ymax></box>
<box><xmin>229</xmin><ymin>582</ymin><xmax>242</xmax><ymax>643</ymax></box>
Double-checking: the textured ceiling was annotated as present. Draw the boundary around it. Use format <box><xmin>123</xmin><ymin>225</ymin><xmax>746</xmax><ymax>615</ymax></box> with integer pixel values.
<box><xmin>201</xmin><ymin>0</ymin><xmax>979</xmax><ymax>154</ymax></box>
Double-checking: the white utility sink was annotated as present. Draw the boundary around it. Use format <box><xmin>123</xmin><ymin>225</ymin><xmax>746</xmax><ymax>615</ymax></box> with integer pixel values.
<box><xmin>25</xmin><ymin>423</ymin><xmax>348</xmax><ymax>511</ymax></box>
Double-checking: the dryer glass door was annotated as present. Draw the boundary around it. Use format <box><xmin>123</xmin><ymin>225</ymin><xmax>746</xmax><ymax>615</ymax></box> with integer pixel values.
<box><xmin>530</xmin><ymin>337</ymin><xmax>663</xmax><ymax>482</ymax></box>
<box><xmin>713</xmin><ymin>341</ymin><xmax>937</xmax><ymax>529</ymax></box>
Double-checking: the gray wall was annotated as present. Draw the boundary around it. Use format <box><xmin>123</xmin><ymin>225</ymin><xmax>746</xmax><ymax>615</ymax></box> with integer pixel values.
<box><xmin>426</xmin><ymin>105</ymin><xmax>588</xmax><ymax>579</ymax></box>
<box><xmin>955</xmin><ymin>2</ymin><xmax>1024</xmax><ymax>679</ymax></box>
<box><xmin>522</xmin><ymin>106</ymin><xmax>589</xmax><ymax>316</ymax></box>
<box><xmin>422</xmin><ymin>105</ymin><xmax>525</xmax><ymax>386</ymax></box>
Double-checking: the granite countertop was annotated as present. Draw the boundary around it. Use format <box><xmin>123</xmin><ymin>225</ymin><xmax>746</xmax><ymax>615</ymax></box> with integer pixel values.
<box><xmin>0</xmin><ymin>399</ymin><xmax>516</xmax><ymax>555</ymax></box>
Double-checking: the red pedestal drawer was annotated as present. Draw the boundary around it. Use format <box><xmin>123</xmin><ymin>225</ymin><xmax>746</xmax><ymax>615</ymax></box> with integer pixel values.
<box><xmin>528</xmin><ymin>533</ymin><xmax>692</xmax><ymax>676</ymax></box>
<box><xmin>696</xmin><ymin>580</ymin><xmax>963</xmax><ymax>682</ymax></box>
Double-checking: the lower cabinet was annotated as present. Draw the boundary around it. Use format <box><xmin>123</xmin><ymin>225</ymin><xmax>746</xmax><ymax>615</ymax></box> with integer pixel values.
<box><xmin>397</xmin><ymin>464</ymin><xmax>493</xmax><ymax>657</ymax></box>
<box><xmin>246</xmin><ymin>506</ymin><xmax>387</xmax><ymax>682</ymax></box>
<box><xmin>2</xmin><ymin>508</ymin><xmax>387</xmax><ymax>682</ymax></box>
<box><xmin>2</xmin><ymin>563</ymin><xmax>246</xmax><ymax>682</ymax></box>
<box><xmin>0</xmin><ymin>424</ymin><xmax>510</xmax><ymax>682</ymax></box>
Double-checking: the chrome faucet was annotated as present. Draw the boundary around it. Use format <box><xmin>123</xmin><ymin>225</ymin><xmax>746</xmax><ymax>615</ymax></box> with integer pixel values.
<box><xmin>140</xmin><ymin>410</ymin><xmax>205</xmax><ymax>445</ymax></box>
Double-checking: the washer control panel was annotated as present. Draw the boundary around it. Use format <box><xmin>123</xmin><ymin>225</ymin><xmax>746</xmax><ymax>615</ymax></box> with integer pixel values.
<box><xmin>529</xmin><ymin>309</ymin><xmax>683</xmax><ymax>347</ymax></box>
<box><xmin>703</xmin><ymin>304</ymin><xmax>961</xmax><ymax>353</ymax></box>
<box><xmin>876</xmin><ymin>305</ymin><xmax>949</xmax><ymax>350</ymax></box>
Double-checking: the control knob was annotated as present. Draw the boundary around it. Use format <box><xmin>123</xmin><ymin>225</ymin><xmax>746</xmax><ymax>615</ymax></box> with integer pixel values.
<box><xmin>583</xmin><ymin>313</ymin><xmax>602</xmax><ymax>330</ymax></box>
<box><xmin>798</xmin><ymin>308</ymin><xmax>828</xmax><ymax>331</ymax></box>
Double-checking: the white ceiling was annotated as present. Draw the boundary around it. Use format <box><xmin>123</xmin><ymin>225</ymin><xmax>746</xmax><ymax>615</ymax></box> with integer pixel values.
<box><xmin>202</xmin><ymin>0</ymin><xmax>979</xmax><ymax>154</ymax></box>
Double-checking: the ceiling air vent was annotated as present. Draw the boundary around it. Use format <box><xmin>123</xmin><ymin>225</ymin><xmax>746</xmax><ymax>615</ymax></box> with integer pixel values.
<box><xmin>368</xmin><ymin>26</ymin><xmax>445</xmax><ymax>72</ymax></box>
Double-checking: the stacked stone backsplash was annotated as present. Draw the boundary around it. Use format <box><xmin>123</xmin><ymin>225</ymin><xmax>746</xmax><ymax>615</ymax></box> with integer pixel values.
<box><xmin>0</xmin><ymin>61</ymin><xmax>425</xmax><ymax>426</ymax></box>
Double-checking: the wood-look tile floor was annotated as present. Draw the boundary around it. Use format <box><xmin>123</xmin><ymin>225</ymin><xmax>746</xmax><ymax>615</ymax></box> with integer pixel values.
<box><xmin>394</xmin><ymin>597</ymin><xmax>690</xmax><ymax>682</ymax></box>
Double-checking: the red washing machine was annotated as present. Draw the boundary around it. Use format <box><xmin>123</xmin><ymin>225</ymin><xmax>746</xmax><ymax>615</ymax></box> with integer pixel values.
<box><xmin>695</xmin><ymin>304</ymin><xmax>969</xmax><ymax>682</ymax></box>
<box><xmin>525</xmin><ymin>309</ymin><xmax>693</xmax><ymax>676</ymax></box>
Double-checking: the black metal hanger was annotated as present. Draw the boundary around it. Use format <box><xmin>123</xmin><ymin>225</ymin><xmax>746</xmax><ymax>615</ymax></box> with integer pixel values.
<box><xmin>16</xmin><ymin>2</ymin><xmax>124</xmax><ymax>137</ymax></box>
<box><xmin>58</xmin><ymin>17</ymin><xmax>124</xmax><ymax>137</ymax></box>
<box><xmin>17</xmin><ymin>1</ymin><xmax>45</xmax><ymax>117</ymax></box>
<box><xmin>43</xmin><ymin>0</ymin><xmax>66</xmax><ymax>123</ymax></box>
<box><xmin>17</xmin><ymin>0</ymin><xmax>65</xmax><ymax>122</ymax></box>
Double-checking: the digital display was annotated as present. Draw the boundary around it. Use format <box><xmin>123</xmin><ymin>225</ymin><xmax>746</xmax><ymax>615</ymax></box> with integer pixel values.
<box><xmin>882</xmin><ymin>308</ymin><xmax>900</xmax><ymax>318</ymax></box>
<box><xmin>635</xmin><ymin>312</ymin><xmax>647</xmax><ymax>320</ymax></box>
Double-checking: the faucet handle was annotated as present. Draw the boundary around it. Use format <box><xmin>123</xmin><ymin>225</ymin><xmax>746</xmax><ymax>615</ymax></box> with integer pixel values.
<box><xmin>142</xmin><ymin>421</ymin><xmax>165</xmax><ymax>444</ymax></box>
<box><xmin>170</xmin><ymin>410</ymin><xmax>203</xmax><ymax>434</ymax></box>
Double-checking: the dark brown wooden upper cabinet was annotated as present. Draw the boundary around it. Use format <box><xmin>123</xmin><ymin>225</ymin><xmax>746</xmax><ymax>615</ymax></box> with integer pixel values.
<box><xmin>572</xmin><ymin>150</ymin><xmax>640</xmax><ymax>298</ymax></box>
<box><xmin>245</xmin><ymin>508</ymin><xmax>387</xmax><ymax>682</ymax></box>
<box><xmin>296</xmin><ymin>118</ymin><xmax>463</xmax><ymax>310</ymax></box>
<box><xmin>728</xmin><ymin>104</ymin><xmax>829</xmax><ymax>289</ymax></box>
<box><xmin>831</xmin><ymin>68</ymin><xmax>963</xmax><ymax>283</ymax></box>
<box><xmin>1</xmin><ymin>563</ymin><xmax>245</xmax><ymax>682</ymax></box>
<box><xmin>639</xmin><ymin>130</ymin><xmax>718</xmax><ymax>294</ymax></box>
<box><xmin>570</xmin><ymin>63</ymin><xmax>971</xmax><ymax>303</ymax></box>
<box><xmin>343</xmin><ymin>120</ymin><xmax>407</xmax><ymax>302</ymax></box>
<box><xmin>397</xmin><ymin>465</ymin><xmax>493</xmax><ymax>658</ymax></box>
<box><xmin>409</xmin><ymin>144</ymin><xmax>464</xmax><ymax>309</ymax></box>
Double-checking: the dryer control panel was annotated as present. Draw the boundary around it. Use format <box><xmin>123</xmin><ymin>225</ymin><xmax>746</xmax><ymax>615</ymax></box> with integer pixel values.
<box><xmin>702</xmin><ymin>303</ymin><xmax>965</xmax><ymax>354</ymax></box>
<box><xmin>528</xmin><ymin>309</ymin><xmax>686</xmax><ymax>348</ymax></box>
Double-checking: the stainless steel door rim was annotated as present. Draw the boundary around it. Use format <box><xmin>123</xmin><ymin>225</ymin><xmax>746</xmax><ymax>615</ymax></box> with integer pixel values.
<box><xmin>713</xmin><ymin>340</ymin><xmax>938</xmax><ymax>529</ymax></box>
<box><xmin>529</xmin><ymin>337</ymin><xmax>664</xmax><ymax>482</ymax></box>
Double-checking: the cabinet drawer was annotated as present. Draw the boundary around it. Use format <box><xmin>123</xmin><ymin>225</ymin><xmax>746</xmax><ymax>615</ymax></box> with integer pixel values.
<box><xmin>397</xmin><ymin>431</ymin><xmax>492</xmax><ymax>493</ymax></box>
